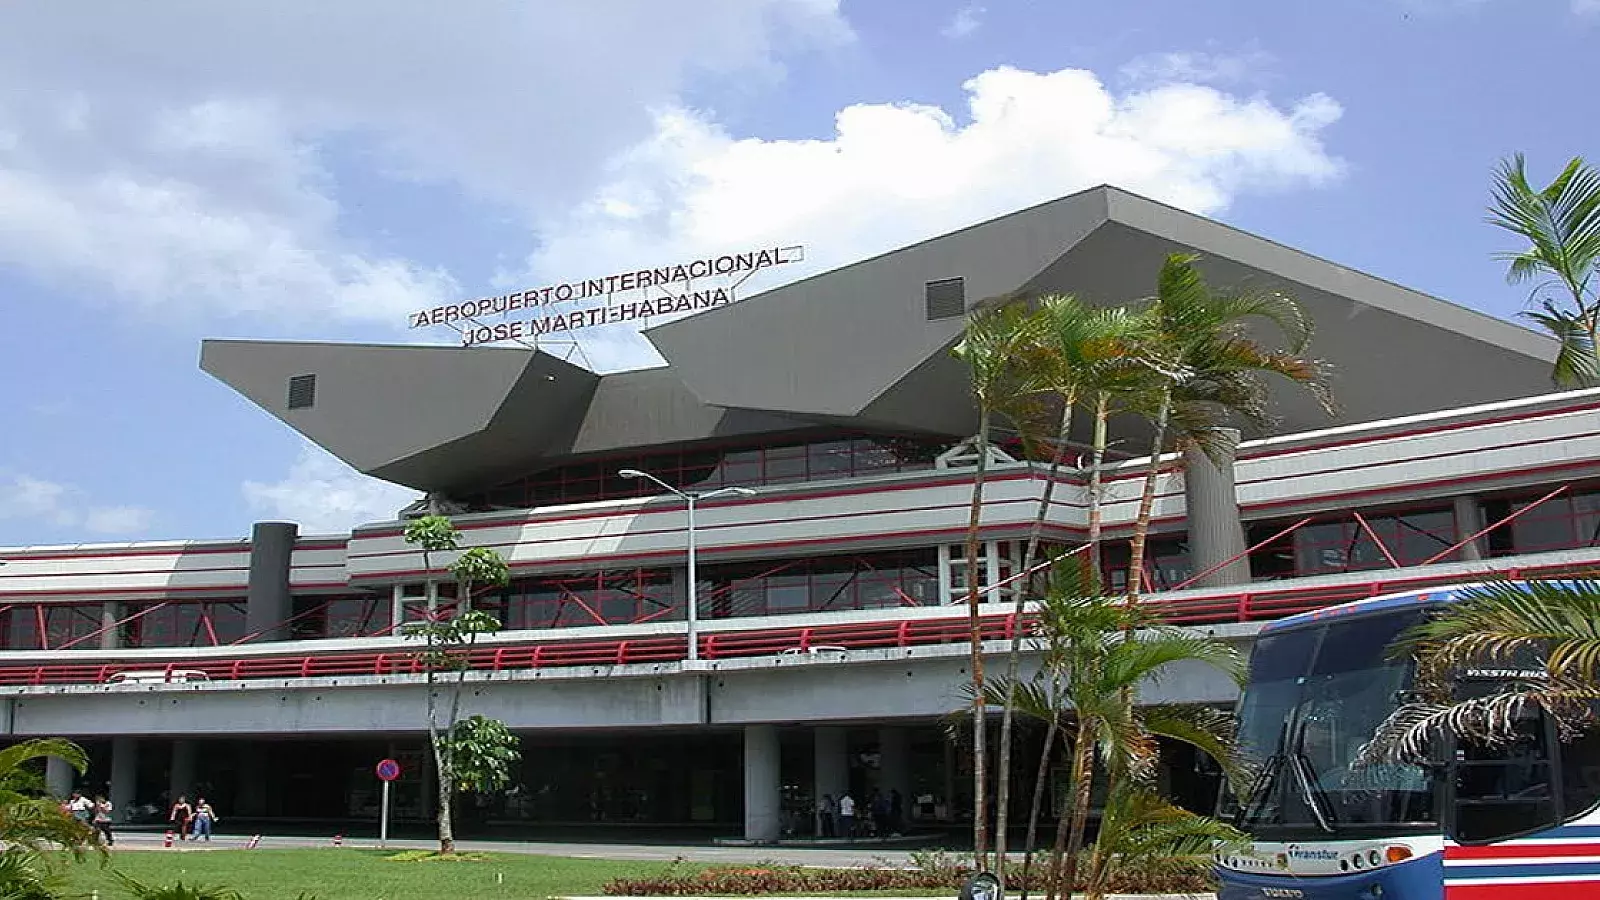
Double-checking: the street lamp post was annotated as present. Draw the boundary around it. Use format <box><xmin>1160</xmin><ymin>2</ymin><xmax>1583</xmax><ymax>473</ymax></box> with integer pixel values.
<box><xmin>618</xmin><ymin>469</ymin><xmax>755</xmax><ymax>662</ymax></box>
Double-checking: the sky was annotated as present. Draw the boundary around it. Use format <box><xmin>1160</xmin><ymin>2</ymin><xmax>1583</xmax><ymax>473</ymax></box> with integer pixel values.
<box><xmin>0</xmin><ymin>0</ymin><xmax>1596</xmax><ymax>547</ymax></box>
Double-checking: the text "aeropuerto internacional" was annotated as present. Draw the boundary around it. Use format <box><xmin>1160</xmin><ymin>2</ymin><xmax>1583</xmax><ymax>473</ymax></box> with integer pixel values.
<box><xmin>408</xmin><ymin>245</ymin><xmax>804</xmax><ymax>330</ymax></box>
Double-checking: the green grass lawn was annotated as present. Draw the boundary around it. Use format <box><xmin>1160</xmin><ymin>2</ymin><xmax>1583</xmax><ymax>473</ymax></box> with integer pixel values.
<box><xmin>62</xmin><ymin>848</ymin><xmax>679</xmax><ymax>900</ymax></box>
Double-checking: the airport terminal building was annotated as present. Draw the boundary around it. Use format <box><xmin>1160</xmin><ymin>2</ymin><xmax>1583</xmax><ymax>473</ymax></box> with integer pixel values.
<box><xmin>2</xmin><ymin>186</ymin><xmax>1596</xmax><ymax>841</ymax></box>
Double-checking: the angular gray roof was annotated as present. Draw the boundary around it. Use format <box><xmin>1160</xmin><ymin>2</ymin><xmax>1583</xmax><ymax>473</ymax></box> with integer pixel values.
<box><xmin>202</xmin><ymin>185</ymin><xmax>1557</xmax><ymax>493</ymax></box>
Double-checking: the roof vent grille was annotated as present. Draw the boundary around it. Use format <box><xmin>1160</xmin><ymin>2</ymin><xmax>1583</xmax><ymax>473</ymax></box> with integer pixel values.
<box><xmin>286</xmin><ymin>374</ymin><xmax>317</xmax><ymax>410</ymax></box>
<box><xmin>925</xmin><ymin>278</ymin><xmax>966</xmax><ymax>321</ymax></box>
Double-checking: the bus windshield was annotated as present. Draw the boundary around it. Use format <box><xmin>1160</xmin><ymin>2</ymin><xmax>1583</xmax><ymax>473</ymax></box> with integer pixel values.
<box><xmin>1228</xmin><ymin>607</ymin><xmax>1440</xmax><ymax>840</ymax></box>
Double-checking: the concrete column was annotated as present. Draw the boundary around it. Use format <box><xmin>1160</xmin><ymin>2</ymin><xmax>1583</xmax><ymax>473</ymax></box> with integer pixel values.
<box><xmin>742</xmin><ymin>725</ymin><xmax>781</xmax><ymax>843</ymax></box>
<box><xmin>1183</xmin><ymin>428</ymin><xmax>1251</xmax><ymax>588</ymax></box>
<box><xmin>100</xmin><ymin>602</ymin><xmax>121</xmax><ymax>650</ymax></box>
<box><xmin>878</xmin><ymin>726</ymin><xmax>913</xmax><ymax>833</ymax></box>
<box><xmin>169</xmin><ymin>740</ymin><xmax>196</xmax><ymax>804</ymax></box>
<box><xmin>814</xmin><ymin>727</ymin><xmax>848</xmax><ymax>834</ymax></box>
<box><xmin>1453</xmin><ymin>495</ymin><xmax>1484</xmax><ymax>561</ymax></box>
<box><xmin>45</xmin><ymin>754</ymin><xmax>74</xmax><ymax>798</ymax></box>
<box><xmin>110</xmin><ymin>738</ymin><xmax>137</xmax><ymax>824</ymax></box>
<box><xmin>246</xmin><ymin>522</ymin><xmax>298</xmax><ymax>642</ymax></box>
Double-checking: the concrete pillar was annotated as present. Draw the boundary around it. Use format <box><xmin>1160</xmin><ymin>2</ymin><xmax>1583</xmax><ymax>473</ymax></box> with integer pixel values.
<box><xmin>246</xmin><ymin>522</ymin><xmax>298</xmax><ymax>642</ymax></box>
<box><xmin>45</xmin><ymin>754</ymin><xmax>74</xmax><ymax>798</ymax></box>
<box><xmin>743</xmin><ymin>725</ymin><xmax>781</xmax><ymax>843</ymax></box>
<box><xmin>169</xmin><ymin>740</ymin><xmax>196</xmax><ymax>804</ymax></box>
<box><xmin>1183</xmin><ymin>428</ymin><xmax>1251</xmax><ymax>588</ymax></box>
<box><xmin>878</xmin><ymin>726</ymin><xmax>913</xmax><ymax>833</ymax></box>
<box><xmin>1453</xmin><ymin>495</ymin><xmax>1484</xmax><ymax>561</ymax></box>
<box><xmin>110</xmin><ymin>738</ymin><xmax>137</xmax><ymax>824</ymax></box>
<box><xmin>100</xmin><ymin>602</ymin><xmax>121</xmax><ymax>650</ymax></box>
<box><xmin>814</xmin><ymin>727</ymin><xmax>848</xmax><ymax>834</ymax></box>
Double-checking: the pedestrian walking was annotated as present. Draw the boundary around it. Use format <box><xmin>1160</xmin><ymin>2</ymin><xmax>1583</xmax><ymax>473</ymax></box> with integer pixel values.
<box><xmin>169</xmin><ymin>795</ymin><xmax>194</xmax><ymax>841</ymax></box>
<box><xmin>66</xmin><ymin>792</ymin><xmax>93</xmax><ymax>825</ymax></box>
<box><xmin>838</xmin><ymin>791</ymin><xmax>856</xmax><ymax>838</ymax></box>
<box><xmin>816</xmin><ymin>793</ymin><xmax>836</xmax><ymax>838</ymax></box>
<box><xmin>191</xmin><ymin>798</ymin><xmax>218</xmax><ymax>841</ymax></box>
<box><xmin>91</xmin><ymin>796</ymin><xmax>115</xmax><ymax>846</ymax></box>
<box><xmin>888</xmin><ymin>789</ymin><xmax>904</xmax><ymax>836</ymax></box>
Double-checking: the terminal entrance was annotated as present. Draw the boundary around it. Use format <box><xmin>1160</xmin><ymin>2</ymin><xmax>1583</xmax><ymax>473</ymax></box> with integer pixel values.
<box><xmin>54</xmin><ymin>721</ymin><xmax>1220</xmax><ymax>843</ymax></box>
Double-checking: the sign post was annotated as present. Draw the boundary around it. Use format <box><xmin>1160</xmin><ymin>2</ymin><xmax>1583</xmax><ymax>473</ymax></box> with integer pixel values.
<box><xmin>375</xmin><ymin>758</ymin><xmax>401</xmax><ymax>847</ymax></box>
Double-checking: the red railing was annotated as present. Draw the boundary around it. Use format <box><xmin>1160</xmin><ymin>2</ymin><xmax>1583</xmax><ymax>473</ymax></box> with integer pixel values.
<box><xmin>1</xmin><ymin>552</ymin><xmax>1597</xmax><ymax>689</ymax></box>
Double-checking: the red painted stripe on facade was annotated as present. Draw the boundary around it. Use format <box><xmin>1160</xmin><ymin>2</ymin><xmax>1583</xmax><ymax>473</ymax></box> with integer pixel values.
<box><xmin>1446</xmin><ymin>881</ymin><xmax>1600</xmax><ymax>899</ymax></box>
<box><xmin>1239</xmin><ymin>397</ymin><xmax>1600</xmax><ymax>463</ymax></box>
<box><xmin>1447</xmin><ymin>843</ymin><xmax>1600</xmax><ymax>859</ymax></box>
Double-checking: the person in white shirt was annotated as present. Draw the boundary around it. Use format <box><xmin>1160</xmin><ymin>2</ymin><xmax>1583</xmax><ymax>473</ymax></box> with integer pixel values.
<box><xmin>66</xmin><ymin>792</ymin><xmax>93</xmax><ymax>824</ymax></box>
<box><xmin>838</xmin><ymin>792</ymin><xmax>856</xmax><ymax>838</ymax></box>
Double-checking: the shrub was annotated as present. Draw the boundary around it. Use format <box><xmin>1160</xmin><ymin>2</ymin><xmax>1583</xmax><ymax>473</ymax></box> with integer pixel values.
<box><xmin>600</xmin><ymin>852</ymin><xmax>1219</xmax><ymax>896</ymax></box>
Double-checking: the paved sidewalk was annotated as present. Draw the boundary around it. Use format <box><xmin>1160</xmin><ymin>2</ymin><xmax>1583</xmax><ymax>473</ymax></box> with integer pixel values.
<box><xmin>108</xmin><ymin>832</ymin><xmax>921</xmax><ymax>868</ymax></box>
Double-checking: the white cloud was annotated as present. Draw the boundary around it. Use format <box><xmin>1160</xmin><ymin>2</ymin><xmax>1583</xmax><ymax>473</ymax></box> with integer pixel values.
<box><xmin>242</xmin><ymin>445</ymin><xmax>420</xmax><ymax>535</ymax></box>
<box><xmin>1120</xmin><ymin>50</ymin><xmax>1275</xmax><ymax>87</ymax></box>
<box><xmin>520</xmin><ymin>64</ymin><xmax>1345</xmax><ymax>369</ymax></box>
<box><xmin>0</xmin><ymin>2</ymin><xmax>851</xmax><ymax>329</ymax></box>
<box><xmin>83</xmin><ymin>506</ymin><xmax>155</xmax><ymax>535</ymax></box>
<box><xmin>943</xmin><ymin>3</ymin><xmax>985</xmax><ymax>38</ymax></box>
<box><xmin>0</xmin><ymin>473</ymin><xmax>155</xmax><ymax>536</ymax></box>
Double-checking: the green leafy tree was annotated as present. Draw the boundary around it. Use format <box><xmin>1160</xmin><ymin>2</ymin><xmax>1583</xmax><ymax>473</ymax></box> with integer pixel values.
<box><xmin>401</xmin><ymin>515</ymin><xmax>515</xmax><ymax>855</ymax></box>
<box><xmin>1488</xmin><ymin>154</ymin><xmax>1600</xmax><ymax>387</ymax></box>
<box><xmin>1123</xmin><ymin>253</ymin><xmax>1331</xmax><ymax>602</ymax></box>
<box><xmin>1077</xmin><ymin>780</ymin><xmax>1248</xmax><ymax>900</ymax></box>
<box><xmin>0</xmin><ymin>738</ymin><xmax>102</xmax><ymax>900</ymax></box>
<box><xmin>1029</xmin><ymin>562</ymin><xmax>1244</xmax><ymax>900</ymax></box>
<box><xmin>993</xmin><ymin>297</ymin><xmax>1152</xmax><ymax>883</ymax></box>
<box><xmin>951</xmin><ymin>301</ymin><xmax>1049</xmax><ymax>869</ymax></box>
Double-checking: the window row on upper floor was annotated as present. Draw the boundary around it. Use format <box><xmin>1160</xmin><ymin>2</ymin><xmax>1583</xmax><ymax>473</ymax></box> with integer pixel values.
<box><xmin>1102</xmin><ymin>484</ymin><xmax>1600</xmax><ymax>593</ymax></box>
<box><xmin>7</xmin><ymin>481</ymin><xmax>1598</xmax><ymax>652</ymax></box>
<box><xmin>459</xmin><ymin>433</ymin><xmax>949</xmax><ymax>510</ymax></box>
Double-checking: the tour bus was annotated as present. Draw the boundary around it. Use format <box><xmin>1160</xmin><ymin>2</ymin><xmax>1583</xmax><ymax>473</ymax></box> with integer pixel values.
<box><xmin>1215</xmin><ymin>584</ymin><xmax>1600</xmax><ymax>900</ymax></box>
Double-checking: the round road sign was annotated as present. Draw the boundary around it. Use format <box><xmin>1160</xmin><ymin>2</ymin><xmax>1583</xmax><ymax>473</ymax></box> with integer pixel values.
<box><xmin>375</xmin><ymin>758</ymin><xmax>402</xmax><ymax>782</ymax></box>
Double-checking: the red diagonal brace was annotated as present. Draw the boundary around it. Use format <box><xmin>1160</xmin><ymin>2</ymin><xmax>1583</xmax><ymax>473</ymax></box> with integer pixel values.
<box><xmin>56</xmin><ymin>600</ymin><xmax>174</xmax><ymax>651</ymax></box>
<box><xmin>1422</xmin><ymin>484</ymin><xmax>1568</xmax><ymax>566</ymax></box>
<box><xmin>1351</xmin><ymin>511</ymin><xmax>1401</xmax><ymax>569</ymax></box>
<box><xmin>1168</xmin><ymin>516</ymin><xmax>1316</xmax><ymax>593</ymax></box>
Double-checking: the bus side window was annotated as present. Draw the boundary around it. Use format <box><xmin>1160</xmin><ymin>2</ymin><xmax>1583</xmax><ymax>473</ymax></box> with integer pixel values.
<box><xmin>1560</xmin><ymin>721</ymin><xmax>1600</xmax><ymax>820</ymax></box>
<box><xmin>1449</xmin><ymin>710</ymin><xmax>1560</xmax><ymax>844</ymax></box>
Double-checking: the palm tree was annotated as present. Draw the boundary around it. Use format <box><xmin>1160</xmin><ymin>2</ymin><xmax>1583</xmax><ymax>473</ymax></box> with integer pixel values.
<box><xmin>1024</xmin><ymin>561</ymin><xmax>1244</xmax><ymax>900</ymax></box>
<box><xmin>1359</xmin><ymin>579</ymin><xmax>1600</xmax><ymax>763</ymax></box>
<box><xmin>1078</xmin><ymin>780</ymin><xmax>1248</xmax><ymax>900</ymax></box>
<box><xmin>993</xmin><ymin>298</ymin><xmax>1149</xmax><ymax>882</ymax></box>
<box><xmin>0</xmin><ymin>738</ymin><xmax>102</xmax><ymax>900</ymax></box>
<box><xmin>1488</xmin><ymin>154</ymin><xmax>1600</xmax><ymax>387</ymax></box>
<box><xmin>951</xmin><ymin>301</ymin><xmax>1048</xmax><ymax>869</ymax></box>
<box><xmin>1123</xmin><ymin>253</ymin><xmax>1330</xmax><ymax>602</ymax></box>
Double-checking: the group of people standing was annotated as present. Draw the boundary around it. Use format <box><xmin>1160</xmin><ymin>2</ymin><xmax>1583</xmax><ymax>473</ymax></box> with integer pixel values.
<box><xmin>62</xmin><ymin>792</ymin><xmax>218</xmax><ymax>844</ymax></box>
<box><xmin>815</xmin><ymin>788</ymin><xmax>903</xmax><ymax>839</ymax></box>
<box><xmin>62</xmin><ymin>792</ymin><xmax>115</xmax><ymax>845</ymax></box>
<box><xmin>168</xmin><ymin>796</ymin><xmax>220</xmax><ymax>841</ymax></box>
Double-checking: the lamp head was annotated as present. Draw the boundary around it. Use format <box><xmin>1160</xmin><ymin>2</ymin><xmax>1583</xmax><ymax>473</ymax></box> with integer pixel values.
<box><xmin>617</xmin><ymin>469</ymin><xmax>645</xmax><ymax>479</ymax></box>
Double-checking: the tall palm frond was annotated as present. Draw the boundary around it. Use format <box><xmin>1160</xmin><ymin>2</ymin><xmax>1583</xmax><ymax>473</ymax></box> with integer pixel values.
<box><xmin>1489</xmin><ymin>154</ymin><xmax>1600</xmax><ymax>307</ymax></box>
<box><xmin>1402</xmin><ymin>579</ymin><xmax>1600</xmax><ymax>682</ymax></box>
<box><xmin>1100</xmin><ymin>631</ymin><xmax>1245</xmax><ymax>692</ymax></box>
<box><xmin>1525</xmin><ymin>301</ymin><xmax>1600</xmax><ymax>387</ymax></box>
<box><xmin>1488</xmin><ymin>154</ymin><xmax>1600</xmax><ymax>387</ymax></box>
<box><xmin>1140</xmin><ymin>704</ymin><xmax>1246</xmax><ymax>787</ymax></box>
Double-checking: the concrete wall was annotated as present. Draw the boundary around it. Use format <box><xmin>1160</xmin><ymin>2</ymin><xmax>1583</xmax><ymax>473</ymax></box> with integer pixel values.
<box><xmin>0</xmin><ymin>631</ymin><xmax>1253</xmax><ymax>739</ymax></box>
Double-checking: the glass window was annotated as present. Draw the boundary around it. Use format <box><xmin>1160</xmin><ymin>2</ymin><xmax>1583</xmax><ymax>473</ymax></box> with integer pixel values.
<box><xmin>1561</xmin><ymin>720</ymin><xmax>1600</xmax><ymax>821</ymax></box>
<box><xmin>1452</xmin><ymin>710</ymin><xmax>1558</xmax><ymax>844</ymax></box>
